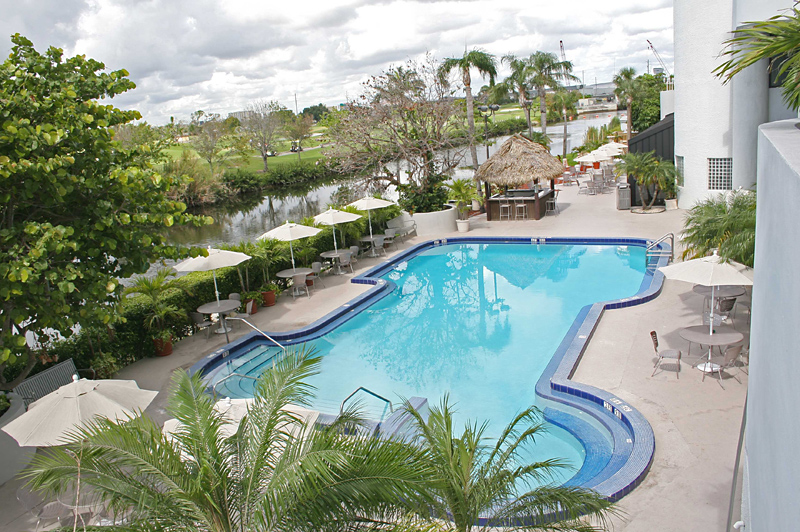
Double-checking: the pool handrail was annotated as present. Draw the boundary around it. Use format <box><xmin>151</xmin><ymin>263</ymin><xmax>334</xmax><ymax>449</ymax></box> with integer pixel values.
<box><xmin>225</xmin><ymin>318</ymin><xmax>286</xmax><ymax>353</ymax></box>
<box><xmin>340</xmin><ymin>386</ymin><xmax>394</xmax><ymax>415</ymax></box>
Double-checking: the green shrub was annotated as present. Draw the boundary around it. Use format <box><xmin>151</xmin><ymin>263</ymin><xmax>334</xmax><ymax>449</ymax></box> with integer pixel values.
<box><xmin>223</xmin><ymin>169</ymin><xmax>265</xmax><ymax>194</ymax></box>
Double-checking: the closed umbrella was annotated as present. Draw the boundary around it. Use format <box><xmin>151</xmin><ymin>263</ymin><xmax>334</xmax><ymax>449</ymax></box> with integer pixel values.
<box><xmin>2</xmin><ymin>378</ymin><xmax>157</xmax><ymax>447</ymax></box>
<box><xmin>174</xmin><ymin>247</ymin><xmax>251</xmax><ymax>303</ymax></box>
<box><xmin>313</xmin><ymin>208</ymin><xmax>362</xmax><ymax>253</ymax></box>
<box><xmin>658</xmin><ymin>252</ymin><xmax>754</xmax><ymax>335</ymax></box>
<box><xmin>258</xmin><ymin>221</ymin><xmax>321</xmax><ymax>271</ymax></box>
<box><xmin>347</xmin><ymin>197</ymin><xmax>395</xmax><ymax>239</ymax></box>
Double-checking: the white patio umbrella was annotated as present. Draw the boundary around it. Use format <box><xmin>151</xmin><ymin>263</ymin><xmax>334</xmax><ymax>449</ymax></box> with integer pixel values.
<box><xmin>574</xmin><ymin>153</ymin><xmax>601</xmax><ymax>164</ymax></box>
<box><xmin>604</xmin><ymin>141</ymin><xmax>627</xmax><ymax>150</ymax></box>
<box><xmin>2</xmin><ymin>378</ymin><xmax>157</xmax><ymax>447</ymax></box>
<box><xmin>258</xmin><ymin>221</ymin><xmax>321</xmax><ymax>271</ymax></box>
<box><xmin>313</xmin><ymin>208</ymin><xmax>362</xmax><ymax>253</ymax></box>
<box><xmin>174</xmin><ymin>247</ymin><xmax>251</xmax><ymax>303</ymax></box>
<box><xmin>597</xmin><ymin>145</ymin><xmax>623</xmax><ymax>156</ymax></box>
<box><xmin>590</xmin><ymin>149</ymin><xmax>613</xmax><ymax>161</ymax></box>
<box><xmin>658</xmin><ymin>252</ymin><xmax>754</xmax><ymax>335</ymax></box>
<box><xmin>347</xmin><ymin>197</ymin><xmax>395</xmax><ymax>239</ymax></box>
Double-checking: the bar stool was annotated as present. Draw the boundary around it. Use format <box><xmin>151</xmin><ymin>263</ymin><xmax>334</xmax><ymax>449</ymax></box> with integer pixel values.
<box><xmin>546</xmin><ymin>190</ymin><xmax>560</xmax><ymax>215</ymax></box>
<box><xmin>514</xmin><ymin>199</ymin><xmax>528</xmax><ymax>220</ymax></box>
<box><xmin>499</xmin><ymin>198</ymin><xmax>511</xmax><ymax>221</ymax></box>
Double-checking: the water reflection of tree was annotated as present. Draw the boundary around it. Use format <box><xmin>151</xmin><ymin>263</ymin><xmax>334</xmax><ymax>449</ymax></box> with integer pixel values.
<box><xmin>482</xmin><ymin>244</ymin><xmax>587</xmax><ymax>288</ymax></box>
<box><xmin>350</xmin><ymin>245</ymin><xmax>512</xmax><ymax>390</ymax></box>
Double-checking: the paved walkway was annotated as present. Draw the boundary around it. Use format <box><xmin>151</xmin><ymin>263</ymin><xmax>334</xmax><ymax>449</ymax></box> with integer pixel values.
<box><xmin>0</xmin><ymin>184</ymin><xmax>747</xmax><ymax>531</ymax></box>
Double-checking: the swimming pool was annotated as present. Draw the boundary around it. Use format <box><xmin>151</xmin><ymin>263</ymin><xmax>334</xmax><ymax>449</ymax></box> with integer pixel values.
<box><xmin>193</xmin><ymin>237</ymin><xmax>666</xmax><ymax>500</ymax></box>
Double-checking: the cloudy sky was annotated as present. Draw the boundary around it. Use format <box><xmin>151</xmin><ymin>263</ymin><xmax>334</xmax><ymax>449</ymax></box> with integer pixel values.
<box><xmin>1</xmin><ymin>0</ymin><xmax>673</xmax><ymax>125</ymax></box>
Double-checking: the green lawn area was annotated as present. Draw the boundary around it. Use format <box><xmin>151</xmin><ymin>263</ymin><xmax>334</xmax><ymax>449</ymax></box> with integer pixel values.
<box><xmin>165</xmin><ymin>139</ymin><xmax>326</xmax><ymax>173</ymax></box>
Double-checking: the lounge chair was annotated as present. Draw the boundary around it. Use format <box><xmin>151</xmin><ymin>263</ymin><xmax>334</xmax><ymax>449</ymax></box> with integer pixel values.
<box><xmin>650</xmin><ymin>330</ymin><xmax>682</xmax><ymax>378</ymax></box>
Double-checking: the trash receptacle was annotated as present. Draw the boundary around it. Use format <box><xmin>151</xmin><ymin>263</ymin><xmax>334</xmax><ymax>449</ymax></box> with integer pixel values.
<box><xmin>616</xmin><ymin>183</ymin><xmax>631</xmax><ymax>210</ymax></box>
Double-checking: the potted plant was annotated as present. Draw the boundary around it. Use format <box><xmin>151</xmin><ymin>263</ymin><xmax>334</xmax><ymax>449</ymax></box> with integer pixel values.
<box><xmin>446</xmin><ymin>178</ymin><xmax>479</xmax><ymax>232</ymax></box>
<box><xmin>124</xmin><ymin>268</ymin><xmax>187</xmax><ymax>357</ymax></box>
<box><xmin>656</xmin><ymin>159</ymin><xmax>680</xmax><ymax>210</ymax></box>
<box><xmin>242</xmin><ymin>291</ymin><xmax>261</xmax><ymax>314</ymax></box>
<box><xmin>260</xmin><ymin>282</ymin><xmax>282</xmax><ymax>307</ymax></box>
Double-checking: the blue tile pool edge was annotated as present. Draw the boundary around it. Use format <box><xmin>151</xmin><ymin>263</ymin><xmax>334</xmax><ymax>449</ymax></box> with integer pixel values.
<box><xmin>189</xmin><ymin>236</ymin><xmax>669</xmax><ymax>505</ymax></box>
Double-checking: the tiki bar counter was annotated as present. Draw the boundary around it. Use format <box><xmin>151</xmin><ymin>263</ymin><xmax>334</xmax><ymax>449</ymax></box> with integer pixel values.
<box><xmin>486</xmin><ymin>188</ymin><xmax>554</xmax><ymax>221</ymax></box>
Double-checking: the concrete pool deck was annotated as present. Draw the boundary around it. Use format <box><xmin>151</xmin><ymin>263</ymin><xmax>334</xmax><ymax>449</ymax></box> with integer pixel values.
<box><xmin>0</xmin><ymin>184</ymin><xmax>747</xmax><ymax>531</ymax></box>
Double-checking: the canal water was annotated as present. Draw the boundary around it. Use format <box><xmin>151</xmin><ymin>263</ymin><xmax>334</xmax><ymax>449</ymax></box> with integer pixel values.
<box><xmin>167</xmin><ymin>112</ymin><xmax>624</xmax><ymax>248</ymax></box>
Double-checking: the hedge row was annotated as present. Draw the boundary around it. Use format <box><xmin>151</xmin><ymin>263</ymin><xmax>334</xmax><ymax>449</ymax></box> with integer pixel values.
<box><xmin>223</xmin><ymin>162</ymin><xmax>341</xmax><ymax>195</ymax></box>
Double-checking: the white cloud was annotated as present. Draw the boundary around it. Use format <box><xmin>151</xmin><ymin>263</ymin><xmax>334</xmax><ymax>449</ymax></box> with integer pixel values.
<box><xmin>0</xmin><ymin>0</ymin><xmax>674</xmax><ymax>124</ymax></box>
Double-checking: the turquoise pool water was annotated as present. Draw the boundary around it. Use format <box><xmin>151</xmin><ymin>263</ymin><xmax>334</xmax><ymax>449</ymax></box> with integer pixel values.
<box><xmin>206</xmin><ymin>242</ymin><xmax>647</xmax><ymax>483</ymax></box>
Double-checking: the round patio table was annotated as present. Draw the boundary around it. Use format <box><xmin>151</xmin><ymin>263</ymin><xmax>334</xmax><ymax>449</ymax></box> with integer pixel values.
<box><xmin>197</xmin><ymin>299</ymin><xmax>241</xmax><ymax>343</ymax></box>
<box><xmin>692</xmin><ymin>285</ymin><xmax>747</xmax><ymax>299</ymax></box>
<box><xmin>276</xmin><ymin>267</ymin><xmax>312</xmax><ymax>279</ymax></box>
<box><xmin>359</xmin><ymin>236</ymin><xmax>382</xmax><ymax>257</ymax></box>
<box><xmin>679</xmin><ymin>324</ymin><xmax>744</xmax><ymax>373</ymax></box>
<box><xmin>320</xmin><ymin>250</ymin><xmax>349</xmax><ymax>274</ymax></box>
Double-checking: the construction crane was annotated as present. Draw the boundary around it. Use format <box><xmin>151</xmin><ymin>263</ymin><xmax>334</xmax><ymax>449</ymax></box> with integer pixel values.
<box><xmin>647</xmin><ymin>40</ymin><xmax>671</xmax><ymax>78</ymax></box>
<box><xmin>560</xmin><ymin>40</ymin><xmax>566</xmax><ymax>63</ymax></box>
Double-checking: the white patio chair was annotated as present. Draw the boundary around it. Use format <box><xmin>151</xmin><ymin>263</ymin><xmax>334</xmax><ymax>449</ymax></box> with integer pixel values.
<box><xmin>190</xmin><ymin>312</ymin><xmax>213</xmax><ymax>339</ymax></box>
<box><xmin>706</xmin><ymin>344</ymin><xmax>744</xmax><ymax>388</ymax></box>
<box><xmin>291</xmin><ymin>272</ymin><xmax>310</xmax><ymax>299</ymax></box>
<box><xmin>650</xmin><ymin>330</ymin><xmax>682</xmax><ymax>378</ymax></box>
<box><xmin>372</xmin><ymin>236</ymin><xmax>386</xmax><ymax>256</ymax></box>
<box><xmin>308</xmin><ymin>261</ymin><xmax>325</xmax><ymax>289</ymax></box>
<box><xmin>338</xmin><ymin>252</ymin><xmax>355</xmax><ymax>274</ymax></box>
<box><xmin>383</xmin><ymin>228</ymin><xmax>398</xmax><ymax>250</ymax></box>
<box><xmin>349</xmin><ymin>245</ymin><xmax>360</xmax><ymax>263</ymax></box>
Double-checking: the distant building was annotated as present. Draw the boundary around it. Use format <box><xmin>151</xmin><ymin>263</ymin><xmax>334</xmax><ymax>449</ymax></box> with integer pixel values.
<box><xmin>228</xmin><ymin>110</ymin><xmax>253</xmax><ymax>121</ymax></box>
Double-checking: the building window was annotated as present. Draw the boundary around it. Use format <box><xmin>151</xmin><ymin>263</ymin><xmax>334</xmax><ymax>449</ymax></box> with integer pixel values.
<box><xmin>708</xmin><ymin>158</ymin><xmax>733</xmax><ymax>190</ymax></box>
<box><xmin>675</xmin><ymin>155</ymin><xmax>684</xmax><ymax>187</ymax></box>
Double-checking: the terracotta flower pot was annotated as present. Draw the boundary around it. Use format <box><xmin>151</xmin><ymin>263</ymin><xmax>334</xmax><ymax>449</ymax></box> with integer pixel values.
<box><xmin>262</xmin><ymin>290</ymin><xmax>276</xmax><ymax>307</ymax></box>
<box><xmin>153</xmin><ymin>337</ymin><xmax>173</xmax><ymax>357</ymax></box>
<box><xmin>244</xmin><ymin>299</ymin><xmax>258</xmax><ymax>314</ymax></box>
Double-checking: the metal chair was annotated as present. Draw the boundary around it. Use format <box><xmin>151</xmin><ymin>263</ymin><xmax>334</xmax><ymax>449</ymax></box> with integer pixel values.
<box><xmin>17</xmin><ymin>487</ymin><xmax>71</xmax><ymax>532</ymax></box>
<box><xmin>228</xmin><ymin>293</ymin><xmax>241</xmax><ymax>301</ymax></box>
<box><xmin>372</xmin><ymin>236</ymin><xmax>386</xmax><ymax>256</ymax></box>
<box><xmin>338</xmin><ymin>252</ymin><xmax>355</xmax><ymax>274</ymax></box>
<box><xmin>383</xmin><ymin>228</ymin><xmax>398</xmax><ymax>250</ymax></box>
<box><xmin>499</xmin><ymin>198</ymin><xmax>511</xmax><ymax>221</ymax></box>
<box><xmin>291</xmin><ymin>273</ymin><xmax>310</xmax><ymax>299</ymax></box>
<box><xmin>650</xmin><ymin>330</ymin><xmax>682</xmax><ymax>378</ymax></box>
<box><xmin>308</xmin><ymin>261</ymin><xmax>325</xmax><ymax>289</ymax></box>
<box><xmin>349</xmin><ymin>245</ymin><xmax>360</xmax><ymax>263</ymax></box>
<box><xmin>706</xmin><ymin>344</ymin><xmax>744</xmax><ymax>388</ymax></box>
<box><xmin>190</xmin><ymin>312</ymin><xmax>213</xmax><ymax>339</ymax></box>
<box><xmin>545</xmin><ymin>190</ymin><xmax>560</xmax><ymax>216</ymax></box>
<box><xmin>514</xmin><ymin>199</ymin><xmax>528</xmax><ymax>220</ymax></box>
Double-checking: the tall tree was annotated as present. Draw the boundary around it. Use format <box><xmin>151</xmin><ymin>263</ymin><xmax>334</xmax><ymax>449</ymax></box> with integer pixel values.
<box><xmin>551</xmin><ymin>89</ymin><xmax>579</xmax><ymax>159</ymax></box>
<box><xmin>403</xmin><ymin>396</ymin><xmax>616</xmax><ymax>532</ymax></box>
<box><xmin>0</xmin><ymin>35</ymin><xmax>210</xmax><ymax>389</ymax></box>
<box><xmin>283</xmin><ymin>114</ymin><xmax>314</xmax><ymax>161</ymax></box>
<box><xmin>189</xmin><ymin>111</ymin><xmax>234</xmax><ymax>176</ymax></box>
<box><xmin>714</xmin><ymin>6</ymin><xmax>800</xmax><ymax>112</ymax></box>
<box><xmin>613</xmin><ymin>67</ymin><xmax>637</xmax><ymax>142</ymax></box>
<box><xmin>440</xmin><ymin>49</ymin><xmax>498</xmax><ymax>171</ymax></box>
<box><xmin>500</xmin><ymin>54</ymin><xmax>534</xmax><ymax>138</ymax></box>
<box><xmin>24</xmin><ymin>347</ymin><xmax>432</xmax><ymax>531</ymax></box>
<box><xmin>240</xmin><ymin>100</ymin><xmax>286</xmax><ymax>172</ymax></box>
<box><xmin>528</xmin><ymin>51</ymin><xmax>579</xmax><ymax>136</ymax></box>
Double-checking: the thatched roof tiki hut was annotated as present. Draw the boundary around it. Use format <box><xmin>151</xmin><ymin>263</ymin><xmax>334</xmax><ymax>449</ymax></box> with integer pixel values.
<box><xmin>474</xmin><ymin>134</ymin><xmax>564</xmax><ymax>220</ymax></box>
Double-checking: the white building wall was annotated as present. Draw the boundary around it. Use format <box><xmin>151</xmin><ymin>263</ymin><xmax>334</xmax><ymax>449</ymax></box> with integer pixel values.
<box><xmin>745</xmin><ymin>118</ymin><xmax>800</xmax><ymax>531</ymax></box>
<box><xmin>731</xmin><ymin>59</ymin><xmax>768</xmax><ymax>190</ymax></box>
<box><xmin>674</xmin><ymin>0</ymin><xmax>734</xmax><ymax>208</ymax></box>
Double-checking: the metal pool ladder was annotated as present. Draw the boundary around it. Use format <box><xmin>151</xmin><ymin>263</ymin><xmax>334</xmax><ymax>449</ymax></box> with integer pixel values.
<box><xmin>340</xmin><ymin>387</ymin><xmax>394</xmax><ymax>415</ymax></box>
<box><xmin>646</xmin><ymin>232</ymin><xmax>674</xmax><ymax>266</ymax></box>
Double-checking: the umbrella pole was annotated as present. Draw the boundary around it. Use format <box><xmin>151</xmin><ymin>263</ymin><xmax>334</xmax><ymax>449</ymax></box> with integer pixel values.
<box><xmin>368</xmin><ymin>210</ymin><xmax>373</xmax><ymax>239</ymax></box>
<box><xmin>290</xmin><ymin>241</ymin><xmax>296</xmax><ymax>271</ymax></box>
<box><xmin>213</xmin><ymin>271</ymin><xmax>220</xmax><ymax>303</ymax></box>
<box><xmin>333</xmin><ymin>223</ymin><xmax>338</xmax><ymax>254</ymax></box>
<box><xmin>709</xmin><ymin>285</ymin><xmax>716</xmax><ymax>336</ymax></box>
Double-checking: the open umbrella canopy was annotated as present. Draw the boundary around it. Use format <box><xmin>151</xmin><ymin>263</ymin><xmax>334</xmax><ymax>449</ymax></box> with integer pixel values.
<box><xmin>174</xmin><ymin>247</ymin><xmax>251</xmax><ymax>303</ymax></box>
<box><xmin>574</xmin><ymin>152</ymin><xmax>602</xmax><ymax>163</ymax></box>
<box><xmin>2</xmin><ymin>378</ymin><xmax>157</xmax><ymax>447</ymax></box>
<box><xmin>590</xmin><ymin>149</ymin><xmax>613</xmax><ymax>161</ymax></box>
<box><xmin>313</xmin><ymin>208</ymin><xmax>362</xmax><ymax>253</ymax></box>
<box><xmin>658</xmin><ymin>252</ymin><xmax>753</xmax><ymax>334</ymax></box>
<box><xmin>474</xmin><ymin>134</ymin><xmax>563</xmax><ymax>187</ymax></box>
<box><xmin>347</xmin><ymin>197</ymin><xmax>395</xmax><ymax>239</ymax></box>
<box><xmin>258</xmin><ymin>221</ymin><xmax>322</xmax><ymax>270</ymax></box>
<box><xmin>604</xmin><ymin>141</ymin><xmax>627</xmax><ymax>150</ymax></box>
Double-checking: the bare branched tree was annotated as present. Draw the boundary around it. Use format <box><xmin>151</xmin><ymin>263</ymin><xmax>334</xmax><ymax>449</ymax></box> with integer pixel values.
<box><xmin>239</xmin><ymin>100</ymin><xmax>286</xmax><ymax>172</ymax></box>
<box><xmin>324</xmin><ymin>55</ymin><xmax>467</xmax><ymax>190</ymax></box>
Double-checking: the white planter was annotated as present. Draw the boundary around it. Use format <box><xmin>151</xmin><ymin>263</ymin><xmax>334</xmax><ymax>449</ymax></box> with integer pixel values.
<box><xmin>409</xmin><ymin>204</ymin><xmax>458</xmax><ymax>236</ymax></box>
<box><xmin>456</xmin><ymin>219</ymin><xmax>470</xmax><ymax>233</ymax></box>
<box><xmin>665</xmin><ymin>198</ymin><xmax>679</xmax><ymax>210</ymax></box>
<box><xmin>471</xmin><ymin>199</ymin><xmax>482</xmax><ymax>211</ymax></box>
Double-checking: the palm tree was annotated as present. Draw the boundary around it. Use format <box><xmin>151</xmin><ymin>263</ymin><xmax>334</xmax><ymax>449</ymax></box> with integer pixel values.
<box><xmin>613</xmin><ymin>67</ymin><xmax>637</xmax><ymax>142</ymax></box>
<box><xmin>440</xmin><ymin>49</ymin><xmax>498</xmax><ymax>172</ymax></box>
<box><xmin>500</xmin><ymin>54</ymin><xmax>534</xmax><ymax>137</ymax></box>
<box><xmin>615</xmin><ymin>151</ymin><xmax>657</xmax><ymax>210</ymax></box>
<box><xmin>714</xmin><ymin>6</ymin><xmax>800</xmax><ymax>112</ymax></box>
<box><xmin>22</xmin><ymin>347</ymin><xmax>431</xmax><ymax>532</ymax></box>
<box><xmin>551</xmin><ymin>89</ymin><xmax>579</xmax><ymax>159</ymax></box>
<box><xmin>403</xmin><ymin>396</ymin><xmax>616</xmax><ymax>532</ymax></box>
<box><xmin>682</xmin><ymin>190</ymin><xmax>757</xmax><ymax>267</ymax></box>
<box><xmin>528</xmin><ymin>51</ymin><xmax>579</xmax><ymax>137</ymax></box>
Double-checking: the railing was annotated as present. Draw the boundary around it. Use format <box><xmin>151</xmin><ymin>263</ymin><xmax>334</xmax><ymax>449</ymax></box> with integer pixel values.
<box><xmin>212</xmin><ymin>372</ymin><xmax>259</xmax><ymax>396</ymax></box>
<box><xmin>647</xmin><ymin>232</ymin><xmax>674</xmax><ymax>265</ymax></box>
<box><xmin>340</xmin><ymin>387</ymin><xmax>394</xmax><ymax>415</ymax></box>
<box><xmin>225</xmin><ymin>318</ymin><xmax>286</xmax><ymax>353</ymax></box>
